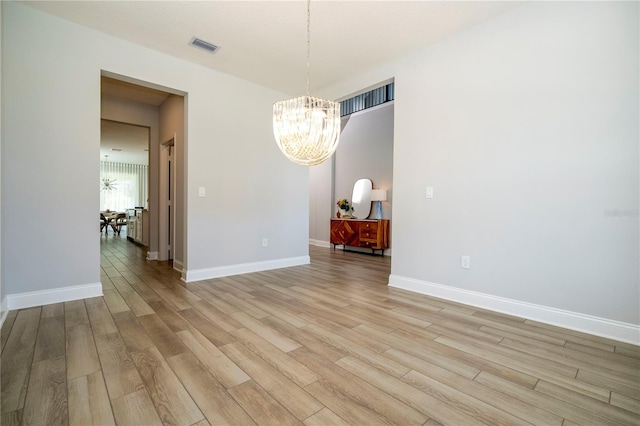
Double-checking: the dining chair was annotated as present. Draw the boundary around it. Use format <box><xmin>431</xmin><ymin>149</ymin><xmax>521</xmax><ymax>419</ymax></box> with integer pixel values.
<box><xmin>112</xmin><ymin>213</ymin><xmax>127</xmax><ymax>235</ymax></box>
<box><xmin>100</xmin><ymin>213</ymin><xmax>109</xmax><ymax>234</ymax></box>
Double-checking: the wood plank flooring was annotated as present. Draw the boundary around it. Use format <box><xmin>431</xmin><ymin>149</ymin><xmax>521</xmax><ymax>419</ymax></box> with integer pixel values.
<box><xmin>1</xmin><ymin>234</ymin><xmax>639</xmax><ymax>425</ymax></box>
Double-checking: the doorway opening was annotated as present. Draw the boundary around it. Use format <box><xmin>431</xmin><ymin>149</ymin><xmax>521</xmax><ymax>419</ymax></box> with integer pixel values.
<box><xmin>100</xmin><ymin>72</ymin><xmax>186</xmax><ymax>269</ymax></box>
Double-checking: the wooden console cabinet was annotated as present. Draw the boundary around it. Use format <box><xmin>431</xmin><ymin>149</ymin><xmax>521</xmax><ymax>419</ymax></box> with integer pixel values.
<box><xmin>330</xmin><ymin>219</ymin><xmax>389</xmax><ymax>255</ymax></box>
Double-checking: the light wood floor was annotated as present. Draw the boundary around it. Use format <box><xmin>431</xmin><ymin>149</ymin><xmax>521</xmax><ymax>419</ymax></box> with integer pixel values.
<box><xmin>1</xmin><ymin>234</ymin><xmax>639</xmax><ymax>425</ymax></box>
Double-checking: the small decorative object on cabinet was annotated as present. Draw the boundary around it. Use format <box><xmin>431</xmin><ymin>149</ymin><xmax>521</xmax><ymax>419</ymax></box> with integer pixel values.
<box><xmin>336</xmin><ymin>198</ymin><xmax>352</xmax><ymax>218</ymax></box>
<box><xmin>330</xmin><ymin>218</ymin><xmax>389</xmax><ymax>255</ymax></box>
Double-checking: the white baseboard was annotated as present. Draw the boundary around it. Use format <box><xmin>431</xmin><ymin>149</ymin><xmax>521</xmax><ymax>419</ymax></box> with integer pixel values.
<box><xmin>183</xmin><ymin>256</ymin><xmax>310</xmax><ymax>283</ymax></box>
<box><xmin>388</xmin><ymin>274</ymin><xmax>640</xmax><ymax>346</ymax></box>
<box><xmin>146</xmin><ymin>251</ymin><xmax>159</xmax><ymax>260</ymax></box>
<box><xmin>0</xmin><ymin>296</ymin><xmax>8</xmax><ymax>328</ymax></box>
<box><xmin>309</xmin><ymin>239</ymin><xmax>331</xmax><ymax>248</ymax></box>
<box><xmin>5</xmin><ymin>283</ymin><xmax>103</xmax><ymax>311</ymax></box>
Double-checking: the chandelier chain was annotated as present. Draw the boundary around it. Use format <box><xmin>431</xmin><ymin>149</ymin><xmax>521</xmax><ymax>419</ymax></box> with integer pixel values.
<box><xmin>306</xmin><ymin>0</ymin><xmax>311</xmax><ymax>96</ymax></box>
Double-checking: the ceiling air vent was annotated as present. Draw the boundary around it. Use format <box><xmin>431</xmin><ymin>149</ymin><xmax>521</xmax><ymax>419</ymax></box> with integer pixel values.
<box><xmin>190</xmin><ymin>37</ymin><xmax>220</xmax><ymax>54</ymax></box>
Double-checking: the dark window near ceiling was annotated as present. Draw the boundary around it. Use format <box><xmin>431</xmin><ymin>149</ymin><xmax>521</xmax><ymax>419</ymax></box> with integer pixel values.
<box><xmin>340</xmin><ymin>82</ymin><xmax>394</xmax><ymax>117</ymax></box>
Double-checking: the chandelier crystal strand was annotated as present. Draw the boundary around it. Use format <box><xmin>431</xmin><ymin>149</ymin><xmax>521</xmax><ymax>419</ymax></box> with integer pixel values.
<box><xmin>273</xmin><ymin>0</ymin><xmax>340</xmax><ymax>166</ymax></box>
<box><xmin>306</xmin><ymin>0</ymin><xmax>310</xmax><ymax>96</ymax></box>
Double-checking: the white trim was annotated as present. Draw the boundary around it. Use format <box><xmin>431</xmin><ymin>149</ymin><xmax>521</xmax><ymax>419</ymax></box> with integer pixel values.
<box><xmin>309</xmin><ymin>239</ymin><xmax>331</xmax><ymax>248</ymax></box>
<box><xmin>388</xmin><ymin>275</ymin><xmax>640</xmax><ymax>346</ymax></box>
<box><xmin>173</xmin><ymin>259</ymin><xmax>184</xmax><ymax>274</ymax></box>
<box><xmin>182</xmin><ymin>256</ymin><xmax>310</xmax><ymax>283</ymax></box>
<box><xmin>5</xmin><ymin>283</ymin><xmax>103</xmax><ymax>311</ymax></box>
<box><xmin>146</xmin><ymin>251</ymin><xmax>159</xmax><ymax>260</ymax></box>
<box><xmin>0</xmin><ymin>296</ymin><xmax>8</xmax><ymax>328</ymax></box>
<box><xmin>159</xmin><ymin>137</ymin><xmax>177</xmax><ymax>262</ymax></box>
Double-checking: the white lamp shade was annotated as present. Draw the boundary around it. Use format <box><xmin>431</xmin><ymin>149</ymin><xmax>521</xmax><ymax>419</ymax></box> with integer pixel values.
<box><xmin>370</xmin><ymin>189</ymin><xmax>387</xmax><ymax>202</ymax></box>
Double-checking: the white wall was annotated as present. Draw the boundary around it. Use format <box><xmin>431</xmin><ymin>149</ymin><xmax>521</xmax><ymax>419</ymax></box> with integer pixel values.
<box><xmin>2</xmin><ymin>2</ymin><xmax>309</xmax><ymax>305</ymax></box>
<box><xmin>0</xmin><ymin>0</ymin><xmax>5</xmax><ymax>324</ymax></box>
<box><xmin>316</xmin><ymin>1</ymin><xmax>639</xmax><ymax>342</ymax></box>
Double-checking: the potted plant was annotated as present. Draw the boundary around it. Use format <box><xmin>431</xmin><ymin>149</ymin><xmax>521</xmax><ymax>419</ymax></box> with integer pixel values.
<box><xmin>336</xmin><ymin>199</ymin><xmax>352</xmax><ymax>218</ymax></box>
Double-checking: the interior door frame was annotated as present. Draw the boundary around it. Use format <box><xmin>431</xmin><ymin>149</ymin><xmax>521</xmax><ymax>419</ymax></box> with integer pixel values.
<box><xmin>159</xmin><ymin>135</ymin><xmax>176</xmax><ymax>261</ymax></box>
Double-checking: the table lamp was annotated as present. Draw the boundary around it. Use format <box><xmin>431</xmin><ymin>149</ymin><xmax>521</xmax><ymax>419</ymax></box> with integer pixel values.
<box><xmin>370</xmin><ymin>189</ymin><xmax>387</xmax><ymax>219</ymax></box>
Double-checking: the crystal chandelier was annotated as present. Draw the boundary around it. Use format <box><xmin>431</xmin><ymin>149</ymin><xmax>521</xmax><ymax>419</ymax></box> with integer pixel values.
<box><xmin>273</xmin><ymin>0</ymin><xmax>340</xmax><ymax>166</ymax></box>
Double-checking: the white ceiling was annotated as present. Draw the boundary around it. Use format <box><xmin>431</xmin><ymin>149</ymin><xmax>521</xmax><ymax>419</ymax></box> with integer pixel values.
<box><xmin>101</xmin><ymin>119</ymin><xmax>150</xmax><ymax>166</ymax></box>
<box><xmin>100</xmin><ymin>77</ymin><xmax>168</xmax><ymax>165</ymax></box>
<box><xmin>102</xmin><ymin>77</ymin><xmax>172</xmax><ymax>107</ymax></box>
<box><xmin>24</xmin><ymin>0</ymin><xmax>522</xmax><ymax>95</ymax></box>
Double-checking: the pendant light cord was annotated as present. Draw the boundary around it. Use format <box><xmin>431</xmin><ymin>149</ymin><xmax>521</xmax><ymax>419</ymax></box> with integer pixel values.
<box><xmin>306</xmin><ymin>0</ymin><xmax>311</xmax><ymax>96</ymax></box>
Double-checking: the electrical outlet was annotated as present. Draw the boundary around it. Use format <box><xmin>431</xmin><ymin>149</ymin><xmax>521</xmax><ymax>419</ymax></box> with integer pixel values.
<box><xmin>425</xmin><ymin>186</ymin><xmax>434</xmax><ymax>199</ymax></box>
<box><xmin>262</xmin><ymin>238</ymin><xmax>268</xmax><ymax>248</ymax></box>
<box><xmin>461</xmin><ymin>256</ymin><xmax>470</xmax><ymax>269</ymax></box>
<box><xmin>198</xmin><ymin>187</ymin><xmax>206</xmax><ymax>197</ymax></box>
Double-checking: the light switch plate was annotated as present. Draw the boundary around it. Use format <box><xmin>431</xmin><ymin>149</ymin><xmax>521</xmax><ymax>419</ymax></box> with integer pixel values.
<box><xmin>198</xmin><ymin>187</ymin><xmax>206</xmax><ymax>197</ymax></box>
<box><xmin>425</xmin><ymin>186</ymin><xmax>434</xmax><ymax>199</ymax></box>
